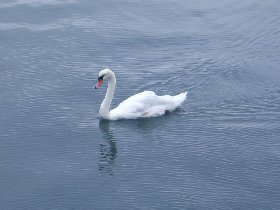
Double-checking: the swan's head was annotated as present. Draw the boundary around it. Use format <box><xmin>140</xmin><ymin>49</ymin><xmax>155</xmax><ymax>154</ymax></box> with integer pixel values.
<box><xmin>95</xmin><ymin>68</ymin><xmax>115</xmax><ymax>89</ymax></box>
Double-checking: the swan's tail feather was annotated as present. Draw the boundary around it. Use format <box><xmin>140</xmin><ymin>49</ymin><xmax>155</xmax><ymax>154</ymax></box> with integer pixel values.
<box><xmin>173</xmin><ymin>91</ymin><xmax>188</xmax><ymax>107</ymax></box>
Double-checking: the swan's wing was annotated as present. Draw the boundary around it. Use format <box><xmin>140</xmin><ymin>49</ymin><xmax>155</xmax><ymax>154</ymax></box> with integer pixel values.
<box><xmin>110</xmin><ymin>91</ymin><xmax>187</xmax><ymax>120</ymax></box>
<box><xmin>110</xmin><ymin>91</ymin><xmax>156</xmax><ymax>118</ymax></box>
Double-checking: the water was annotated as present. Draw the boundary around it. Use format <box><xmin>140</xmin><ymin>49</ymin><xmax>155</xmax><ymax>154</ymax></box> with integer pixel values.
<box><xmin>1</xmin><ymin>0</ymin><xmax>280</xmax><ymax>209</ymax></box>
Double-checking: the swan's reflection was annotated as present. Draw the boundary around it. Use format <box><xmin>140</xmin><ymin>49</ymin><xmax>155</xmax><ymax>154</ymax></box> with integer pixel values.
<box><xmin>98</xmin><ymin>120</ymin><xmax>117</xmax><ymax>175</ymax></box>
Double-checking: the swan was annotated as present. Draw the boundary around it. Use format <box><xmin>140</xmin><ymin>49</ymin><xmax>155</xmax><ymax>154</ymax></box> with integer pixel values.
<box><xmin>95</xmin><ymin>68</ymin><xmax>187</xmax><ymax>120</ymax></box>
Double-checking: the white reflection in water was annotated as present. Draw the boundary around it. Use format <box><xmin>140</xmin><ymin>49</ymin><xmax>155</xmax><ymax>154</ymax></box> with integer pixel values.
<box><xmin>98</xmin><ymin>120</ymin><xmax>117</xmax><ymax>175</ymax></box>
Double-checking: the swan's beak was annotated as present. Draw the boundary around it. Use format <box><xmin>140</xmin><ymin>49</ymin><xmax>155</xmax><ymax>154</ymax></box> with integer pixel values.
<box><xmin>95</xmin><ymin>79</ymin><xmax>103</xmax><ymax>89</ymax></box>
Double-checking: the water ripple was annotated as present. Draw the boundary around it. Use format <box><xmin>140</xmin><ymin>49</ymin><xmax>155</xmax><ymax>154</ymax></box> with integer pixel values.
<box><xmin>0</xmin><ymin>0</ymin><xmax>76</xmax><ymax>8</ymax></box>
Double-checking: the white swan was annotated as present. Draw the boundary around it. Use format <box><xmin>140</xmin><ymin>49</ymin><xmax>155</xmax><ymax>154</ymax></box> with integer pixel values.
<box><xmin>95</xmin><ymin>68</ymin><xmax>187</xmax><ymax>120</ymax></box>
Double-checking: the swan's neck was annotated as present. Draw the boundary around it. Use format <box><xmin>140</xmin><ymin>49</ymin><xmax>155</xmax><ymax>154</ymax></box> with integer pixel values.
<box><xmin>99</xmin><ymin>76</ymin><xmax>116</xmax><ymax>119</ymax></box>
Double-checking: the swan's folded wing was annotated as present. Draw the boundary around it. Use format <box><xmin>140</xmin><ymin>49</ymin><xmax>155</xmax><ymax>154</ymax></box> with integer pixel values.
<box><xmin>110</xmin><ymin>91</ymin><xmax>187</xmax><ymax>120</ymax></box>
<box><xmin>110</xmin><ymin>91</ymin><xmax>156</xmax><ymax>118</ymax></box>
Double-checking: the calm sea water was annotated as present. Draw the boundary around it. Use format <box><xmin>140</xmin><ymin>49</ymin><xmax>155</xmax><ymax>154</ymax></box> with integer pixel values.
<box><xmin>1</xmin><ymin>0</ymin><xmax>280</xmax><ymax>209</ymax></box>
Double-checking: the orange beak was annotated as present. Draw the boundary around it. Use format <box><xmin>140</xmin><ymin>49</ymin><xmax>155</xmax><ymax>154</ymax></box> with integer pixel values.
<box><xmin>95</xmin><ymin>79</ymin><xmax>103</xmax><ymax>89</ymax></box>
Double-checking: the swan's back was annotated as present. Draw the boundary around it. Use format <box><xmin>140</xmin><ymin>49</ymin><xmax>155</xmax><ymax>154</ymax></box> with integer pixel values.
<box><xmin>110</xmin><ymin>91</ymin><xmax>187</xmax><ymax>120</ymax></box>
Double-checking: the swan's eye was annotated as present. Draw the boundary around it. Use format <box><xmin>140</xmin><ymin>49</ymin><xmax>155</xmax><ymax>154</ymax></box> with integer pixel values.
<box><xmin>98</xmin><ymin>75</ymin><xmax>105</xmax><ymax>81</ymax></box>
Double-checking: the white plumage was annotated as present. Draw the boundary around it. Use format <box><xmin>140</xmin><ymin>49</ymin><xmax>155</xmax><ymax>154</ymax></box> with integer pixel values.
<box><xmin>95</xmin><ymin>69</ymin><xmax>187</xmax><ymax>120</ymax></box>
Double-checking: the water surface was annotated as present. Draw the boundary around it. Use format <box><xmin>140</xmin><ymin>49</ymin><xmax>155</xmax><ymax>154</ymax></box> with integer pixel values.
<box><xmin>1</xmin><ymin>0</ymin><xmax>280</xmax><ymax>209</ymax></box>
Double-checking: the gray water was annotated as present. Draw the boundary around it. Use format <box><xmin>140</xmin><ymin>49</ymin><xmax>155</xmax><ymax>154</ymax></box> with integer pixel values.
<box><xmin>1</xmin><ymin>0</ymin><xmax>280</xmax><ymax>209</ymax></box>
